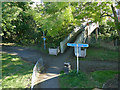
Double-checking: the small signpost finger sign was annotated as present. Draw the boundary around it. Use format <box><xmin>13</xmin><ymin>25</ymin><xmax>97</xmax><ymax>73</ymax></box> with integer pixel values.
<box><xmin>67</xmin><ymin>43</ymin><xmax>89</xmax><ymax>73</ymax></box>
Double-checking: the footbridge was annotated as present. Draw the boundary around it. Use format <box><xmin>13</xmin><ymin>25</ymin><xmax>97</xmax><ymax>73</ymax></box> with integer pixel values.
<box><xmin>60</xmin><ymin>21</ymin><xmax>99</xmax><ymax>54</ymax></box>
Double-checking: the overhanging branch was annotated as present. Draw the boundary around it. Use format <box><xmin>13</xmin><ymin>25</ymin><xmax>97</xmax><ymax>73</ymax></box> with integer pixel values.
<box><xmin>100</xmin><ymin>13</ymin><xmax>113</xmax><ymax>18</ymax></box>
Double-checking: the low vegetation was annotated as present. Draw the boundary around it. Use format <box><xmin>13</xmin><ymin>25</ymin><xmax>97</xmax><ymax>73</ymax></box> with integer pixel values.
<box><xmin>80</xmin><ymin>47</ymin><xmax>119</xmax><ymax>61</ymax></box>
<box><xmin>59</xmin><ymin>70</ymin><xmax>119</xmax><ymax>88</ymax></box>
<box><xmin>2</xmin><ymin>53</ymin><xmax>34</xmax><ymax>88</ymax></box>
<box><xmin>91</xmin><ymin>70</ymin><xmax>119</xmax><ymax>84</ymax></box>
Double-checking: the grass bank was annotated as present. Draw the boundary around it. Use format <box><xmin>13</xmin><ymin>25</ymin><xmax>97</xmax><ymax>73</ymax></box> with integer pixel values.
<box><xmin>1</xmin><ymin>53</ymin><xmax>34</xmax><ymax>88</ymax></box>
<box><xmin>80</xmin><ymin>47</ymin><xmax>119</xmax><ymax>61</ymax></box>
<box><xmin>59</xmin><ymin>70</ymin><xmax>119</xmax><ymax>88</ymax></box>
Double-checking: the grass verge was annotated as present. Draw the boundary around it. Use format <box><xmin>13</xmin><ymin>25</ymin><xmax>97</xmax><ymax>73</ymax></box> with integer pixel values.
<box><xmin>80</xmin><ymin>47</ymin><xmax>119</xmax><ymax>61</ymax></box>
<box><xmin>59</xmin><ymin>70</ymin><xmax>119</xmax><ymax>88</ymax></box>
<box><xmin>91</xmin><ymin>70</ymin><xmax>120</xmax><ymax>84</ymax></box>
<box><xmin>1</xmin><ymin>53</ymin><xmax>34</xmax><ymax>88</ymax></box>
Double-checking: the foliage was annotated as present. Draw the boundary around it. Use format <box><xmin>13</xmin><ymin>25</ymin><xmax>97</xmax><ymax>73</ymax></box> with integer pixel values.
<box><xmin>2</xmin><ymin>2</ymin><xmax>41</xmax><ymax>45</ymax></box>
<box><xmin>2</xmin><ymin>53</ymin><xmax>34</xmax><ymax>88</ymax></box>
<box><xmin>75</xmin><ymin>2</ymin><xmax>119</xmax><ymax>39</ymax></box>
<box><xmin>99</xmin><ymin>24</ymin><xmax>119</xmax><ymax>40</ymax></box>
<box><xmin>74</xmin><ymin>2</ymin><xmax>112</xmax><ymax>22</ymax></box>
<box><xmin>32</xmin><ymin>2</ymin><xmax>119</xmax><ymax>47</ymax></box>
<box><xmin>1</xmin><ymin>2</ymin><xmax>119</xmax><ymax>47</ymax></box>
<box><xmin>32</xmin><ymin>2</ymin><xmax>75</xmax><ymax>47</ymax></box>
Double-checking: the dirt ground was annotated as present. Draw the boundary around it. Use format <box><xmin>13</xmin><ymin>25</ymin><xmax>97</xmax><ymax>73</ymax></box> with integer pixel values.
<box><xmin>1</xmin><ymin>45</ymin><xmax>119</xmax><ymax>88</ymax></box>
<box><xmin>102</xmin><ymin>74</ymin><xmax>119</xmax><ymax>88</ymax></box>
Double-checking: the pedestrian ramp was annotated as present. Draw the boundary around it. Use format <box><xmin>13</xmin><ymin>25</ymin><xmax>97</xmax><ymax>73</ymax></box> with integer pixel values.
<box><xmin>74</xmin><ymin>22</ymin><xmax>99</xmax><ymax>57</ymax></box>
<box><xmin>60</xmin><ymin>21</ymin><xmax>99</xmax><ymax>54</ymax></box>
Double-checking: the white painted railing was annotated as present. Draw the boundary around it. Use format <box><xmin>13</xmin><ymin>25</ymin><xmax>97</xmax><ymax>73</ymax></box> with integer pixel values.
<box><xmin>31</xmin><ymin>58</ymin><xmax>44</xmax><ymax>89</ymax></box>
<box><xmin>74</xmin><ymin>22</ymin><xmax>99</xmax><ymax>57</ymax></box>
<box><xmin>60</xmin><ymin>21</ymin><xmax>98</xmax><ymax>54</ymax></box>
<box><xmin>60</xmin><ymin>26</ymin><xmax>82</xmax><ymax>53</ymax></box>
<box><xmin>88</xmin><ymin>22</ymin><xmax>99</xmax><ymax>36</ymax></box>
<box><xmin>60</xmin><ymin>21</ymin><xmax>89</xmax><ymax>54</ymax></box>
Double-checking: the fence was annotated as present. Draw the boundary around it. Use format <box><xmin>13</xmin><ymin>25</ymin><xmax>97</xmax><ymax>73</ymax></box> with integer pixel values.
<box><xmin>74</xmin><ymin>22</ymin><xmax>99</xmax><ymax>56</ymax></box>
<box><xmin>60</xmin><ymin>21</ymin><xmax>89</xmax><ymax>53</ymax></box>
<box><xmin>60</xmin><ymin>26</ymin><xmax>82</xmax><ymax>53</ymax></box>
<box><xmin>31</xmin><ymin>57</ymin><xmax>44</xmax><ymax>89</ymax></box>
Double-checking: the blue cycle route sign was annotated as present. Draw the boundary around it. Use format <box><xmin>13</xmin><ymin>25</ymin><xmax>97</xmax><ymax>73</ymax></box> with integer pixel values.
<box><xmin>43</xmin><ymin>37</ymin><xmax>46</xmax><ymax>41</ymax></box>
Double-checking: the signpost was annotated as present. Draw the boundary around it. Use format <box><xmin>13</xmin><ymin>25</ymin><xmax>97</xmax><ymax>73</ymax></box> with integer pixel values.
<box><xmin>67</xmin><ymin>43</ymin><xmax>89</xmax><ymax>73</ymax></box>
<box><xmin>43</xmin><ymin>31</ymin><xmax>46</xmax><ymax>49</ymax></box>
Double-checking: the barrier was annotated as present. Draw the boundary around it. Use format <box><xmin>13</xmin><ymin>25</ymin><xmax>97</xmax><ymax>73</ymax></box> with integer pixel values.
<box><xmin>31</xmin><ymin>57</ymin><xmax>44</xmax><ymax>89</ymax></box>
<box><xmin>60</xmin><ymin>26</ymin><xmax>84</xmax><ymax>53</ymax></box>
<box><xmin>74</xmin><ymin>22</ymin><xmax>99</xmax><ymax>57</ymax></box>
<box><xmin>60</xmin><ymin>21</ymin><xmax>98</xmax><ymax>54</ymax></box>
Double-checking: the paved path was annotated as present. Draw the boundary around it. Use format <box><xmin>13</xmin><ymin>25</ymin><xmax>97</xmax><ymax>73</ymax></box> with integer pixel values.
<box><xmin>2</xmin><ymin>45</ymin><xmax>73</xmax><ymax>88</ymax></box>
<box><xmin>1</xmin><ymin>45</ymin><xmax>119</xmax><ymax>88</ymax></box>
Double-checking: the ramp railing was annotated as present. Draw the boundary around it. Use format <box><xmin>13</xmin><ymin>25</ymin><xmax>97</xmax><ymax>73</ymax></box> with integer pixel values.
<box><xmin>31</xmin><ymin>57</ymin><xmax>44</xmax><ymax>89</ymax></box>
<box><xmin>74</xmin><ymin>22</ymin><xmax>99</xmax><ymax>56</ymax></box>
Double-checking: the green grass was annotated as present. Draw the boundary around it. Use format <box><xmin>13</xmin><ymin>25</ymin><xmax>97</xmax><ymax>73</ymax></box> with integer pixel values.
<box><xmin>80</xmin><ymin>47</ymin><xmax>119</xmax><ymax>61</ymax></box>
<box><xmin>91</xmin><ymin>70</ymin><xmax>120</xmax><ymax>84</ymax></box>
<box><xmin>59</xmin><ymin>70</ymin><xmax>100</xmax><ymax>88</ymax></box>
<box><xmin>59</xmin><ymin>70</ymin><xmax>119</xmax><ymax>88</ymax></box>
<box><xmin>1</xmin><ymin>53</ymin><xmax>34</xmax><ymax>88</ymax></box>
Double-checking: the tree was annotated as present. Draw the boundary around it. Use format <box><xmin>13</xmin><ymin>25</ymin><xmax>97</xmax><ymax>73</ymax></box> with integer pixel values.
<box><xmin>2</xmin><ymin>2</ymin><xmax>38</xmax><ymax>45</ymax></box>
<box><xmin>31</xmin><ymin>2</ymin><xmax>76</xmax><ymax>47</ymax></box>
<box><xmin>111</xmin><ymin>2</ymin><xmax>120</xmax><ymax>38</ymax></box>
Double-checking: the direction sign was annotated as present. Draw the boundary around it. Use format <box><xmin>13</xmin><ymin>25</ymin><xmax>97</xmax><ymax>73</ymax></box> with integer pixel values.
<box><xmin>67</xmin><ymin>43</ymin><xmax>89</xmax><ymax>73</ymax></box>
<box><xmin>67</xmin><ymin>43</ymin><xmax>89</xmax><ymax>47</ymax></box>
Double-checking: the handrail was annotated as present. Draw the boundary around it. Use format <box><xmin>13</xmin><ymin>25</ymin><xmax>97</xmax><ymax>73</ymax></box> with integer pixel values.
<box><xmin>74</xmin><ymin>22</ymin><xmax>99</xmax><ymax>56</ymax></box>
<box><xmin>60</xmin><ymin>21</ymin><xmax>88</xmax><ymax>53</ymax></box>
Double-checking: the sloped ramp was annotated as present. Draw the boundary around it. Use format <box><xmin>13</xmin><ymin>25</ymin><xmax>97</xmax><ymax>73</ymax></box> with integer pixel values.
<box><xmin>74</xmin><ymin>22</ymin><xmax>99</xmax><ymax>56</ymax></box>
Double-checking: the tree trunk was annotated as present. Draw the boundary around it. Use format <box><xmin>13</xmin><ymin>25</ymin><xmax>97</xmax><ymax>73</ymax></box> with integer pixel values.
<box><xmin>111</xmin><ymin>4</ymin><xmax>120</xmax><ymax>38</ymax></box>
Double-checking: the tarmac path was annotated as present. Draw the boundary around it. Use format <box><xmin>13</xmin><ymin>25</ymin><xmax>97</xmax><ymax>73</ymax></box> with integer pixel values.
<box><xmin>1</xmin><ymin>45</ymin><xmax>119</xmax><ymax>88</ymax></box>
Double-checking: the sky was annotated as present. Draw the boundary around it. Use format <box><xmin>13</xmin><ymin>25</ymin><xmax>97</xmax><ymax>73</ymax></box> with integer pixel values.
<box><xmin>30</xmin><ymin>0</ymin><xmax>43</xmax><ymax>8</ymax></box>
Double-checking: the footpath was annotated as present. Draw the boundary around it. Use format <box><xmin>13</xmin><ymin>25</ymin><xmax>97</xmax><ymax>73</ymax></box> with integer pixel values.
<box><xmin>2</xmin><ymin>45</ymin><xmax>119</xmax><ymax>88</ymax></box>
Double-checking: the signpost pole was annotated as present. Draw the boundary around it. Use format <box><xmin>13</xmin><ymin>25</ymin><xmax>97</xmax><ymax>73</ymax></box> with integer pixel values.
<box><xmin>67</xmin><ymin>43</ymin><xmax>88</xmax><ymax>74</ymax></box>
<box><xmin>77</xmin><ymin>44</ymin><xmax>79</xmax><ymax>73</ymax></box>
<box><xmin>44</xmin><ymin>39</ymin><xmax>46</xmax><ymax>49</ymax></box>
<box><xmin>43</xmin><ymin>31</ymin><xmax>46</xmax><ymax>50</ymax></box>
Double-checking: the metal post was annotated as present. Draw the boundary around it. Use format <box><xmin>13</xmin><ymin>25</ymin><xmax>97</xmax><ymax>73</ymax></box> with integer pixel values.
<box><xmin>44</xmin><ymin>39</ymin><xmax>46</xmax><ymax>49</ymax></box>
<box><xmin>43</xmin><ymin>31</ymin><xmax>46</xmax><ymax>49</ymax></box>
<box><xmin>77</xmin><ymin>44</ymin><xmax>79</xmax><ymax>73</ymax></box>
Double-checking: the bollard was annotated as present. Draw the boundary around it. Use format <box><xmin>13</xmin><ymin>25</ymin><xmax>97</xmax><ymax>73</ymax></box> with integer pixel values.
<box><xmin>64</xmin><ymin>62</ymin><xmax>71</xmax><ymax>73</ymax></box>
